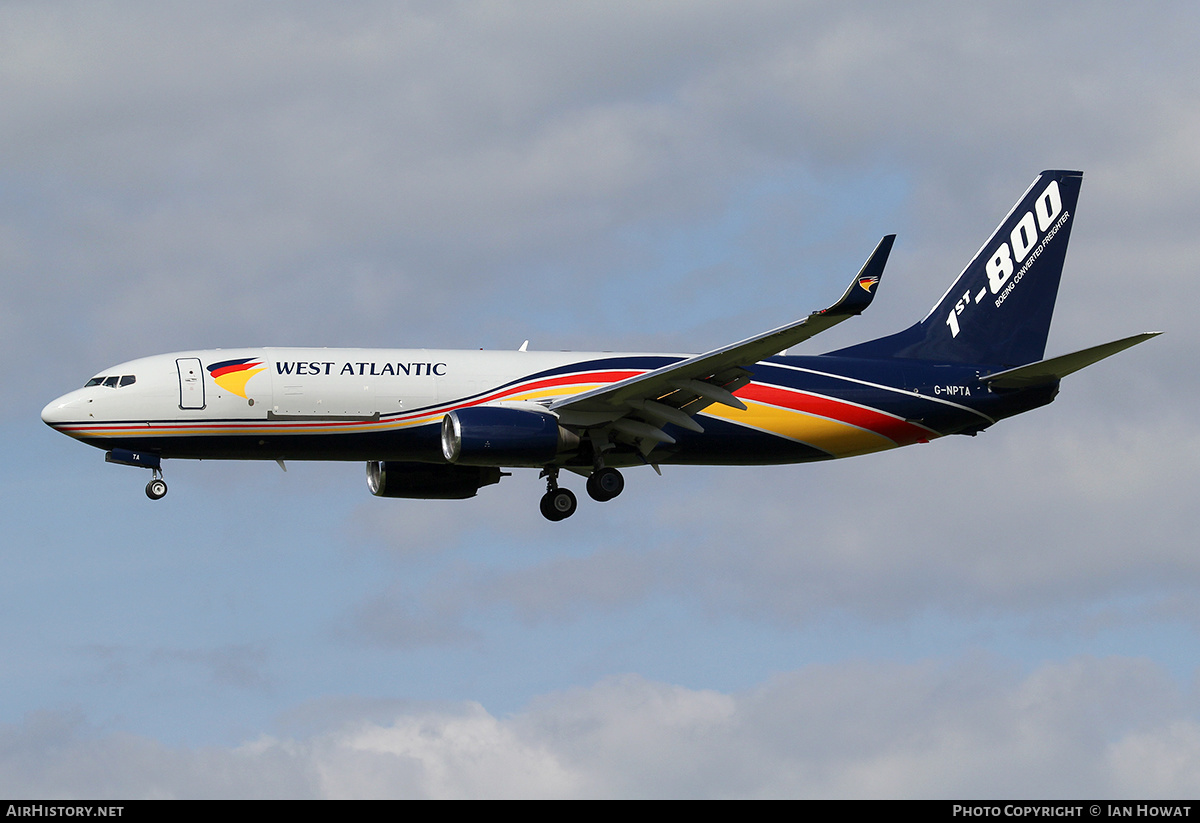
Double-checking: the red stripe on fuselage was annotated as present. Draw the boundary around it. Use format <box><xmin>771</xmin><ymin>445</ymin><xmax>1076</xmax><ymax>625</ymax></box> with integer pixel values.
<box><xmin>736</xmin><ymin>383</ymin><xmax>931</xmax><ymax>446</ymax></box>
<box><xmin>208</xmin><ymin>361</ymin><xmax>262</xmax><ymax>379</ymax></box>
<box><xmin>421</xmin><ymin>369</ymin><xmax>646</xmax><ymax>418</ymax></box>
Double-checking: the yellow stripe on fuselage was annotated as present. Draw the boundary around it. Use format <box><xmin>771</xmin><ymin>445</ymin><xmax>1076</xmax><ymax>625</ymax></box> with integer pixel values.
<box><xmin>703</xmin><ymin>400</ymin><xmax>897</xmax><ymax>458</ymax></box>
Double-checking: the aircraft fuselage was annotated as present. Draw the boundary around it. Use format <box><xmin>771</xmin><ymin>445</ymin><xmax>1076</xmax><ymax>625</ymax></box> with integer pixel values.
<box><xmin>41</xmin><ymin>346</ymin><xmax>1053</xmax><ymax>467</ymax></box>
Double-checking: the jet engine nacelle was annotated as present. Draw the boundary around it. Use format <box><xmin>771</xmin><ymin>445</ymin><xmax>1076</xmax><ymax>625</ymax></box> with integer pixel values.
<box><xmin>441</xmin><ymin>405</ymin><xmax>580</xmax><ymax>467</ymax></box>
<box><xmin>366</xmin><ymin>460</ymin><xmax>503</xmax><ymax>499</ymax></box>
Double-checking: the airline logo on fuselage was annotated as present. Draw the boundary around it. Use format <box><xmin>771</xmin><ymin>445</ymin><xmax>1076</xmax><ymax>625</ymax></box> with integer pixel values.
<box><xmin>207</xmin><ymin>357</ymin><xmax>265</xmax><ymax>398</ymax></box>
<box><xmin>274</xmin><ymin>360</ymin><xmax>448</xmax><ymax>377</ymax></box>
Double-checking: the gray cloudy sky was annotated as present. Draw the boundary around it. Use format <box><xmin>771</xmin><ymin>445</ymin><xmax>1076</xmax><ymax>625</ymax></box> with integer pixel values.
<box><xmin>3</xmin><ymin>0</ymin><xmax>1198</xmax><ymax>798</ymax></box>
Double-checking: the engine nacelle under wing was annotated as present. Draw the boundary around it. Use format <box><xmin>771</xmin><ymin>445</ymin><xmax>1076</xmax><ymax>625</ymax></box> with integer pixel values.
<box><xmin>366</xmin><ymin>460</ymin><xmax>503</xmax><ymax>499</ymax></box>
<box><xmin>441</xmin><ymin>406</ymin><xmax>580</xmax><ymax>467</ymax></box>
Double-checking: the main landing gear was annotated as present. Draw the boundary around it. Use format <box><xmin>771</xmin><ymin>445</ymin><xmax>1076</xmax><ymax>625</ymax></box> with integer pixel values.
<box><xmin>540</xmin><ymin>485</ymin><xmax>577</xmax><ymax>521</ymax></box>
<box><xmin>539</xmin><ymin>467</ymin><xmax>577</xmax><ymax>521</ymax></box>
<box><xmin>538</xmin><ymin>466</ymin><xmax>625</xmax><ymax>521</ymax></box>
<box><xmin>586</xmin><ymin>467</ymin><xmax>624</xmax><ymax>502</ymax></box>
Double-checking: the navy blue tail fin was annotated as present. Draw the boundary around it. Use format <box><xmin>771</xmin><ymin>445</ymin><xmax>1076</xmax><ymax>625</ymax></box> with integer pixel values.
<box><xmin>832</xmin><ymin>170</ymin><xmax>1083</xmax><ymax>367</ymax></box>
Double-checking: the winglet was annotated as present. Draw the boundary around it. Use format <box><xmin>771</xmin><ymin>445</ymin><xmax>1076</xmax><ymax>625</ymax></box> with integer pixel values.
<box><xmin>818</xmin><ymin>234</ymin><xmax>894</xmax><ymax>317</ymax></box>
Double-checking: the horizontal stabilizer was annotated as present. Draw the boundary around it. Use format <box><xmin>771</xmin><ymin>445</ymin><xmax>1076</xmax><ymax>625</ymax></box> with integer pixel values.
<box><xmin>982</xmin><ymin>332</ymin><xmax>1160</xmax><ymax>389</ymax></box>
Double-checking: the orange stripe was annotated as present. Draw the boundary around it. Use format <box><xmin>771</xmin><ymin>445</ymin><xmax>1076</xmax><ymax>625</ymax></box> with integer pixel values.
<box><xmin>737</xmin><ymin>384</ymin><xmax>930</xmax><ymax>446</ymax></box>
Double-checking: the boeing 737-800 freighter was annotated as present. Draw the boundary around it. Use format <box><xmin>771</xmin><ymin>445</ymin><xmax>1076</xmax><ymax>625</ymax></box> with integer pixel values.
<box><xmin>42</xmin><ymin>171</ymin><xmax>1157</xmax><ymax>520</ymax></box>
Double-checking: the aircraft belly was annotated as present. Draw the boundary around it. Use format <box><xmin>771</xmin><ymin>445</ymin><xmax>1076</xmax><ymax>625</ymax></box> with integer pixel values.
<box><xmin>648</xmin><ymin>416</ymin><xmax>832</xmax><ymax>465</ymax></box>
<box><xmin>70</xmin><ymin>418</ymin><xmax>445</xmax><ymax>462</ymax></box>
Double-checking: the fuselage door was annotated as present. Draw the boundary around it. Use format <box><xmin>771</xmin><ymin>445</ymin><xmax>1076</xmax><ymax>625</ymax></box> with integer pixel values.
<box><xmin>177</xmin><ymin>358</ymin><xmax>205</xmax><ymax>410</ymax></box>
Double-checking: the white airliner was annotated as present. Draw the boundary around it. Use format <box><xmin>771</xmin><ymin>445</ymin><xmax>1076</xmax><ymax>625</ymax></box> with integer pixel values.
<box><xmin>42</xmin><ymin>171</ymin><xmax>1156</xmax><ymax>520</ymax></box>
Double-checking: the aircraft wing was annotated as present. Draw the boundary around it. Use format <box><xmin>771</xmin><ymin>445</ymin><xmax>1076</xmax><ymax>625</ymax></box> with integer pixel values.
<box><xmin>550</xmin><ymin>235</ymin><xmax>895</xmax><ymax>446</ymax></box>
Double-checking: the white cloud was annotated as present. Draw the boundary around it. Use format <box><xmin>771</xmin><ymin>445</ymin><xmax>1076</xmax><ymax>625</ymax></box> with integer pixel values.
<box><xmin>4</xmin><ymin>657</ymin><xmax>1199</xmax><ymax>798</ymax></box>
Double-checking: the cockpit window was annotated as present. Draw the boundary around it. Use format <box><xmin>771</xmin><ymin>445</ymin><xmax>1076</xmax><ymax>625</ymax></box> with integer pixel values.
<box><xmin>84</xmin><ymin>375</ymin><xmax>137</xmax><ymax>388</ymax></box>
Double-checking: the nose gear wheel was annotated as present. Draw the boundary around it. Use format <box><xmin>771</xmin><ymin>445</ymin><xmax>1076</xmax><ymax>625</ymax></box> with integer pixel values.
<box><xmin>145</xmin><ymin>469</ymin><xmax>168</xmax><ymax>500</ymax></box>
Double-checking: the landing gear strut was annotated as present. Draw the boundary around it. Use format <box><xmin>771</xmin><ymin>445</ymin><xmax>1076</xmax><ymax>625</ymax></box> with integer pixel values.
<box><xmin>105</xmin><ymin>449</ymin><xmax>168</xmax><ymax>501</ymax></box>
<box><xmin>586</xmin><ymin>467</ymin><xmax>624</xmax><ymax>502</ymax></box>
<box><xmin>145</xmin><ymin>469</ymin><xmax>168</xmax><ymax>500</ymax></box>
<box><xmin>538</xmin><ymin>468</ymin><xmax>577</xmax><ymax>521</ymax></box>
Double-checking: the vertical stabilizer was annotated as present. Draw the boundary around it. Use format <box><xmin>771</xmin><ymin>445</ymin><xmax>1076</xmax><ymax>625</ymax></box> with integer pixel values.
<box><xmin>833</xmin><ymin>170</ymin><xmax>1083</xmax><ymax>366</ymax></box>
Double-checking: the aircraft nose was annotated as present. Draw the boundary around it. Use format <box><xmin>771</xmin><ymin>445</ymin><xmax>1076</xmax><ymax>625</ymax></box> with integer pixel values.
<box><xmin>41</xmin><ymin>391</ymin><xmax>87</xmax><ymax>428</ymax></box>
<box><xmin>41</xmin><ymin>396</ymin><xmax>69</xmax><ymax>426</ymax></box>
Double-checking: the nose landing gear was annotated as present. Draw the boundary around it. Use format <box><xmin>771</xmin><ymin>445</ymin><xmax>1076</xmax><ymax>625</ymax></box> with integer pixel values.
<box><xmin>105</xmin><ymin>449</ymin><xmax>168</xmax><ymax>501</ymax></box>
<box><xmin>145</xmin><ymin>470</ymin><xmax>168</xmax><ymax>500</ymax></box>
